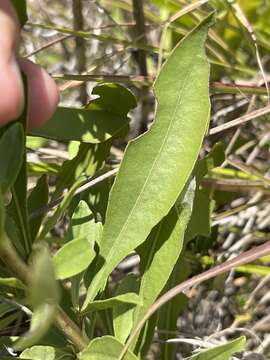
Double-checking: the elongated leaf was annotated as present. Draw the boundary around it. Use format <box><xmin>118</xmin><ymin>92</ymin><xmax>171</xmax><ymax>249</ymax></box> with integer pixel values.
<box><xmin>7</xmin><ymin>74</ymin><xmax>31</xmax><ymax>257</ymax></box>
<box><xmin>157</xmin><ymin>256</ymin><xmax>190</xmax><ymax>360</ymax></box>
<box><xmin>83</xmin><ymin>14</ymin><xmax>213</xmax><ymax>307</ymax></box>
<box><xmin>133</xmin><ymin>179</ymin><xmax>195</xmax><ymax>355</ymax></box>
<box><xmin>27</xmin><ymin>175</ymin><xmax>49</xmax><ymax>242</ymax></box>
<box><xmin>113</xmin><ymin>274</ymin><xmax>140</xmax><ymax>344</ymax></box>
<box><xmin>78</xmin><ymin>336</ymin><xmax>139</xmax><ymax>360</ymax></box>
<box><xmin>186</xmin><ymin>142</ymin><xmax>225</xmax><ymax>242</ymax></box>
<box><xmin>82</xmin><ymin>293</ymin><xmax>141</xmax><ymax>315</ymax></box>
<box><xmin>189</xmin><ymin>336</ymin><xmax>246</xmax><ymax>360</ymax></box>
<box><xmin>31</xmin><ymin>84</ymin><xmax>136</xmax><ymax>143</ymax></box>
<box><xmin>53</xmin><ymin>237</ymin><xmax>96</xmax><ymax>280</ymax></box>
<box><xmin>0</xmin><ymin>123</ymin><xmax>24</xmax><ymax>194</ymax></box>
<box><xmin>15</xmin><ymin>245</ymin><xmax>60</xmax><ymax>351</ymax></box>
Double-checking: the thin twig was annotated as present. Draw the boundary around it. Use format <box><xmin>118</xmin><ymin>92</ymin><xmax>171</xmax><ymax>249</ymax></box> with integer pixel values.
<box><xmin>25</xmin><ymin>35</ymin><xmax>72</xmax><ymax>58</ymax></box>
<box><xmin>209</xmin><ymin>105</ymin><xmax>270</xmax><ymax>135</ymax></box>
<box><xmin>29</xmin><ymin>168</ymin><xmax>118</xmax><ymax>220</ymax></box>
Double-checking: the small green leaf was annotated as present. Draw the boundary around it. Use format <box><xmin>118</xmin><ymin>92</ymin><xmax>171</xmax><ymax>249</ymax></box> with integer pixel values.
<box><xmin>20</xmin><ymin>346</ymin><xmax>72</xmax><ymax>360</ymax></box>
<box><xmin>53</xmin><ymin>237</ymin><xmax>96</xmax><ymax>280</ymax></box>
<box><xmin>78</xmin><ymin>336</ymin><xmax>139</xmax><ymax>360</ymax></box>
<box><xmin>113</xmin><ymin>274</ymin><xmax>140</xmax><ymax>343</ymax></box>
<box><xmin>189</xmin><ymin>336</ymin><xmax>246</xmax><ymax>360</ymax></box>
<box><xmin>83</xmin><ymin>14</ymin><xmax>213</xmax><ymax>306</ymax></box>
<box><xmin>15</xmin><ymin>245</ymin><xmax>60</xmax><ymax>351</ymax></box>
<box><xmin>82</xmin><ymin>293</ymin><xmax>141</xmax><ymax>315</ymax></box>
<box><xmin>0</xmin><ymin>123</ymin><xmax>24</xmax><ymax>194</ymax></box>
<box><xmin>11</xmin><ymin>0</ymin><xmax>28</xmax><ymax>26</ymax></box>
<box><xmin>30</xmin><ymin>84</ymin><xmax>136</xmax><ymax>143</ymax></box>
<box><xmin>67</xmin><ymin>200</ymin><xmax>102</xmax><ymax>242</ymax></box>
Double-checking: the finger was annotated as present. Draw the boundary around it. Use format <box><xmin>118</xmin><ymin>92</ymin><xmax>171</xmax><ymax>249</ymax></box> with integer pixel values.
<box><xmin>0</xmin><ymin>0</ymin><xmax>23</xmax><ymax>126</ymax></box>
<box><xmin>0</xmin><ymin>0</ymin><xmax>20</xmax><ymax>58</ymax></box>
<box><xmin>19</xmin><ymin>59</ymin><xmax>60</xmax><ymax>129</ymax></box>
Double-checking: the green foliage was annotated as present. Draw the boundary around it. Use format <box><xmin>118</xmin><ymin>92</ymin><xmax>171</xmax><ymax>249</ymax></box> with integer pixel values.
<box><xmin>189</xmin><ymin>336</ymin><xmax>246</xmax><ymax>360</ymax></box>
<box><xmin>30</xmin><ymin>84</ymin><xmax>136</xmax><ymax>143</ymax></box>
<box><xmin>78</xmin><ymin>336</ymin><xmax>139</xmax><ymax>360</ymax></box>
<box><xmin>3</xmin><ymin>0</ymin><xmax>268</xmax><ymax>358</ymax></box>
<box><xmin>83</xmin><ymin>14</ymin><xmax>213</xmax><ymax>307</ymax></box>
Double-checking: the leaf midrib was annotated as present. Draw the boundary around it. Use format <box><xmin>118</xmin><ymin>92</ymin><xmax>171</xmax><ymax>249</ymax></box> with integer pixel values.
<box><xmin>102</xmin><ymin>65</ymin><xmax>194</xmax><ymax>260</ymax></box>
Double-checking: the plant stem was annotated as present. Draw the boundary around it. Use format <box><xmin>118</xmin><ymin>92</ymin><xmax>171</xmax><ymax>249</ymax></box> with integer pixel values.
<box><xmin>0</xmin><ymin>236</ymin><xmax>88</xmax><ymax>351</ymax></box>
<box><xmin>72</xmin><ymin>0</ymin><xmax>88</xmax><ymax>104</ymax></box>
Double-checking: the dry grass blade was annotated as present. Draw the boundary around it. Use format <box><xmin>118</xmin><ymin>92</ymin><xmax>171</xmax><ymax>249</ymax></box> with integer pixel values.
<box><xmin>209</xmin><ymin>105</ymin><xmax>270</xmax><ymax>135</ymax></box>
<box><xmin>170</xmin><ymin>0</ymin><xmax>210</xmax><ymax>23</ymax></box>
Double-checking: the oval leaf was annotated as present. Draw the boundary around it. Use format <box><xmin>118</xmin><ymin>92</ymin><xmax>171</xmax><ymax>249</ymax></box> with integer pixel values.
<box><xmin>78</xmin><ymin>336</ymin><xmax>138</xmax><ymax>360</ymax></box>
<box><xmin>54</xmin><ymin>237</ymin><xmax>96</xmax><ymax>280</ymax></box>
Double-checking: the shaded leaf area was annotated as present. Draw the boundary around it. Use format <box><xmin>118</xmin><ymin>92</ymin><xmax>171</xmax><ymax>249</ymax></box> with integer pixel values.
<box><xmin>30</xmin><ymin>84</ymin><xmax>136</xmax><ymax>143</ymax></box>
<box><xmin>83</xmin><ymin>14</ymin><xmax>213</xmax><ymax>306</ymax></box>
<box><xmin>157</xmin><ymin>256</ymin><xmax>190</xmax><ymax>360</ymax></box>
<box><xmin>27</xmin><ymin>175</ymin><xmax>48</xmax><ymax>242</ymax></box>
<box><xmin>0</xmin><ymin>124</ymin><xmax>24</xmax><ymax>194</ymax></box>
<box><xmin>82</xmin><ymin>293</ymin><xmax>141</xmax><ymax>315</ymax></box>
<box><xmin>5</xmin><ymin>74</ymin><xmax>30</xmax><ymax>257</ymax></box>
<box><xmin>15</xmin><ymin>245</ymin><xmax>60</xmax><ymax>351</ymax></box>
<box><xmin>189</xmin><ymin>336</ymin><xmax>246</xmax><ymax>360</ymax></box>
<box><xmin>113</xmin><ymin>275</ymin><xmax>140</xmax><ymax>344</ymax></box>
<box><xmin>78</xmin><ymin>336</ymin><xmax>139</xmax><ymax>360</ymax></box>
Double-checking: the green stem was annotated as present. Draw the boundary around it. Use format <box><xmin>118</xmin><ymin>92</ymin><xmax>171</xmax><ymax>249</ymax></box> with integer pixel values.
<box><xmin>0</xmin><ymin>236</ymin><xmax>88</xmax><ymax>351</ymax></box>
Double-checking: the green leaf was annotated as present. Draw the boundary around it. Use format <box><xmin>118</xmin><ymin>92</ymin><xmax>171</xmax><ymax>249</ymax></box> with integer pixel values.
<box><xmin>0</xmin><ymin>277</ymin><xmax>24</xmax><ymax>289</ymax></box>
<box><xmin>0</xmin><ymin>123</ymin><xmax>24</xmax><ymax>194</ymax></box>
<box><xmin>11</xmin><ymin>0</ymin><xmax>28</xmax><ymax>26</ymax></box>
<box><xmin>189</xmin><ymin>336</ymin><xmax>246</xmax><ymax>360</ymax></box>
<box><xmin>113</xmin><ymin>274</ymin><xmax>140</xmax><ymax>344</ymax></box>
<box><xmin>236</xmin><ymin>264</ymin><xmax>270</xmax><ymax>276</ymax></box>
<box><xmin>53</xmin><ymin>237</ymin><xmax>96</xmax><ymax>280</ymax></box>
<box><xmin>52</xmin><ymin>141</ymin><xmax>111</xmax><ymax>200</ymax></box>
<box><xmin>186</xmin><ymin>142</ymin><xmax>225</xmax><ymax>242</ymax></box>
<box><xmin>15</xmin><ymin>245</ymin><xmax>60</xmax><ymax>351</ymax></box>
<box><xmin>7</xmin><ymin>74</ymin><xmax>31</xmax><ymax>257</ymax></box>
<box><xmin>30</xmin><ymin>84</ymin><xmax>136</xmax><ymax>143</ymax></box>
<box><xmin>20</xmin><ymin>345</ymin><xmax>72</xmax><ymax>360</ymax></box>
<box><xmin>0</xmin><ymin>192</ymin><xmax>5</xmax><ymax>240</ymax></box>
<box><xmin>157</xmin><ymin>256</ymin><xmax>190</xmax><ymax>360</ymax></box>
<box><xmin>78</xmin><ymin>336</ymin><xmax>139</xmax><ymax>360</ymax></box>
<box><xmin>68</xmin><ymin>201</ymin><xmax>99</xmax><ymax>239</ymax></box>
<box><xmin>133</xmin><ymin>179</ymin><xmax>195</xmax><ymax>354</ymax></box>
<box><xmin>82</xmin><ymin>292</ymin><xmax>141</xmax><ymax>315</ymax></box>
<box><xmin>27</xmin><ymin>175</ymin><xmax>49</xmax><ymax>242</ymax></box>
<box><xmin>83</xmin><ymin>14</ymin><xmax>213</xmax><ymax>307</ymax></box>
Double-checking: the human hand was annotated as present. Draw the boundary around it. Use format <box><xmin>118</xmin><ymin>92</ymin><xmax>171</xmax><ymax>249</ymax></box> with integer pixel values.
<box><xmin>0</xmin><ymin>0</ymin><xmax>59</xmax><ymax>128</ymax></box>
